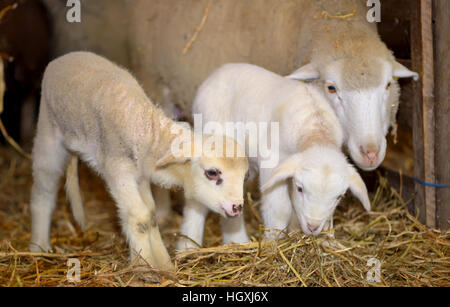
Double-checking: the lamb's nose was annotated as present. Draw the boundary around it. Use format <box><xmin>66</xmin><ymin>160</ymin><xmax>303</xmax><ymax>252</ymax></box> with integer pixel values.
<box><xmin>232</xmin><ymin>204</ymin><xmax>243</xmax><ymax>214</ymax></box>
<box><xmin>307</xmin><ymin>223</ymin><xmax>319</xmax><ymax>233</ymax></box>
<box><xmin>360</xmin><ymin>145</ymin><xmax>379</xmax><ymax>165</ymax></box>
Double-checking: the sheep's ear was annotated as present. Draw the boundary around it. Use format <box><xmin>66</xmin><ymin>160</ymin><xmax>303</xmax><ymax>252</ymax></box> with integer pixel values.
<box><xmin>285</xmin><ymin>63</ymin><xmax>320</xmax><ymax>81</ymax></box>
<box><xmin>156</xmin><ymin>152</ymin><xmax>191</xmax><ymax>168</ymax></box>
<box><xmin>261</xmin><ymin>155</ymin><xmax>301</xmax><ymax>192</ymax></box>
<box><xmin>393</xmin><ymin>61</ymin><xmax>419</xmax><ymax>81</ymax></box>
<box><xmin>347</xmin><ymin>165</ymin><xmax>371</xmax><ymax>212</ymax></box>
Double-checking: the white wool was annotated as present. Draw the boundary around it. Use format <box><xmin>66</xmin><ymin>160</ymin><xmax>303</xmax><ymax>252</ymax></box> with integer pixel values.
<box><xmin>193</xmin><ymin>63</ymin><xmax>370</xmax><ymax>239</ymax></box>
<box><xmin>29</xmin><ymin>52</ymin><xmax>248</xmax><ymax>269</ymax></box>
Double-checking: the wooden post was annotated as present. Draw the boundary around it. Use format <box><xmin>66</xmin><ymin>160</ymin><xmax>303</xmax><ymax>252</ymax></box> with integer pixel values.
<box><xmin>410</xmin><ymin>0</ymin><xmax>427</xmax><ymax>224</ymax></box>
<box><xmin>434</xmin><ymin>0</ymin><xmax>450</xmax><ymax>230</ymax></box>
<box><xmin>420</xmin><ymin>0</ymin><xmax>436</xmax><ymax>228</ymax></box>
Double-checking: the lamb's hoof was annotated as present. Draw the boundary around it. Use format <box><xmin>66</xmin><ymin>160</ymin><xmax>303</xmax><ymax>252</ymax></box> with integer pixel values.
<box><xmin>176</xmin><ymin>238</ymin><xmax>200</xmax><ymax>251</ymax></box>
<box><xmin>222</xmin><ymin>235</ymin><xmax>250</xmax><ymax>245</ymax></box>
<box><xmin>158</xmin><ymin>260</ymin><xmax>175</xmax><ymax>272</ymax></box>
<box><xmin>321</xmin><ymin>238</ymin><xmax>345</xmax><ymax>249</ymax></box>
<box><xmin>29</xmin><ymin>241</ymin><xmax>53</xmax><ymax>253</ymax></box>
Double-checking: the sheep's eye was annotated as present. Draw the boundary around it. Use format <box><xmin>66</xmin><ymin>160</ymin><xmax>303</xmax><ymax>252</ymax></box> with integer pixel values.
<box><xmin>205</xmin><ymin>169</ymin><xmax>221</xmax><ymax>181</ymax></box>
<box><xmin>297</xmin><ymin>186</ymin><xmax>303</xmax><ymax>193</ymax></box>
<box><xmin>386</xmin><ymin>82</ymin><xmax>391</xmax><ymax>90</ymax></box>
<box><xmin>327</xmin><ymin>85</ymin><xmax>337</xmax><ymax>94</ymax></box>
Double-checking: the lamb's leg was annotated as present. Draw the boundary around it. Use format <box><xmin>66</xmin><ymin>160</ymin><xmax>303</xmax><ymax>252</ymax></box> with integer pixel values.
<box><xmin>220</xmin><ymin>215</ymin><xmax>249</xmax><ymax>244</ymax></box>
<box><xmin>176</xmin><ymin>198</ymin><xmax>209</xmax><ymax>250</ymax></box>
<box><xmin>151</xmin><ymin>185</ymin><xmax>171</xmax><ymax>226</ymax></box>
<box><xmin>260</xmin><ymin>170</ymin><xmax>292</xmax><ymax>240</ymax></box>
<box><xmin>323</xmin><ymin>216</ymin><xmax>334</xmax><ymax>239</ymax></box>
<box><xmin>321</xmin><ymin>216</ymin><xmax>344</xmax><ymax>248</ymax></box>
<box><xmin>104</xmin><ymin>161</ymin><xmax>162</xmax><ymax>268</ymax></box>
<box><xmin>30</xmin><ymin>119</ymin><xmax>68</xmax><ymax>252</ymax></box>
<box><xmin>138</xmin><ymin>181</ymin><xmax>173</xmax><ymax>271</ymax></box>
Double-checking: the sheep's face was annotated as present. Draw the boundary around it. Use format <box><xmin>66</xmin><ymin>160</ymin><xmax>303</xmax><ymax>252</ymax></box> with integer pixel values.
<box><xmin>261</xmin><ymin>148</ymin><xmax>370</xmax><ymax>236</ymax></box>
<box><xmin>187</xmin><ymin>135</ymin><xmax>249</xmax><ymax>218</ymax></box>
<box><xmin>286</xmin><ymin>58</ymin><xmax>418</xmax><ymax>171</ymax></box>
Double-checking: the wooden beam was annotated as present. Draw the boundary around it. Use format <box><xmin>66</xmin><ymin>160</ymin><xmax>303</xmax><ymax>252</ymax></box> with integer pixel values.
<box><xmin>420</xmin><ymin>0</ymin><xmax>436</xmax><ymax>228</ymax></box>
<box><xmin>434</xmin><ymin>0</ymin><xmax>450</xmax><ymax>230</ymax></box>
<box><xmin>410</xmin><ymin>0</ymin><xmax>426</xmax><ymax>224</ymax></box>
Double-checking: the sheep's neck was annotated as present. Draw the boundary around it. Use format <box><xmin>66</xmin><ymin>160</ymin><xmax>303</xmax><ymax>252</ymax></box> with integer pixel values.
<box><xmin>297</xmin><ymin>130</ymin><xmax>339</xmax><ymax>152</ymax></box>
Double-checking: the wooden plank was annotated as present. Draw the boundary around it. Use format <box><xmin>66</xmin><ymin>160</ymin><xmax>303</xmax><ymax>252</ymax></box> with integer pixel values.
<box><xmin>420</xmin><ymin>0</ymin><xmax>436</xmax><ymax>228</ymax></box>
<box><xmin>410</xmin><ymin>0</ymin><xmax>427</xmax><ymax>224</ymax></box>
<box><xmin>434</xmin><ymin>0</ymin><xmax>450</xmax><ymax>230</ymax></box>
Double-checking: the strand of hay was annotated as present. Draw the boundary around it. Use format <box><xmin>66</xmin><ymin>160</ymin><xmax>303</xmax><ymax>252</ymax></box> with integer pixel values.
<box><xmin>318</xmin><ymin>6</ymin><xmax>357</xmax><ymax>20</ymax></box>
<box><xmin>182</xmin><ymin>1</ymin><xmax>212</xmax><ymax>55</ymax></box>
<box><xmin>0</xmin><ymin>120</ymin><xmax>32</xmax><ymax>160</ymax></box>
<box><xmin>0</xmin><ymin>3</ymin><xmax>18</xmax><ymax>21</ymax></box>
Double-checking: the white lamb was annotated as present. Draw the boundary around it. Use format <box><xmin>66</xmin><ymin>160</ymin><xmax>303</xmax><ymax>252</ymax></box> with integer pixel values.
<box><xmin>193</xmin><ymin>63</ymin><xmax>370</xmax><ymax>240</ymax></box>
<box><xmin>29</xmin><ymin>52</ymin><xmax>248</xmax><ymax>270</ymax></box>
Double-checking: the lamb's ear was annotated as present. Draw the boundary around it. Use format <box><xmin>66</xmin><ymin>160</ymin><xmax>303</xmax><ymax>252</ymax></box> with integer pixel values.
<box><xmin>285</xmin><ymin>63</ymin><xmax>320</xmax><ymax>81</ymax></box>
<box><xmin>261</xmin><ymin>155</ymin><xmax>301</xmax><ymax>193</ymax></box>
<box><xmin>393</xmin><ymin>61</ymin><xmax>419</xmax><ymax>81</ymax></box>
<box><xmin>155</xmin><ymin>152</ymin><xmax>191</xmax><ymax>168</ymax></box>
<box><xmin>347</xmin><ymin>165</ymin><xmax>371</xmax><ymax>212</ymax></box>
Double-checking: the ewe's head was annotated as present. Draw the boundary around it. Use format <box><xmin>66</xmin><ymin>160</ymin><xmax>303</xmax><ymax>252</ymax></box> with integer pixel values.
<box><xmin>157</xmin><ymin>134</ymin><xmax>248</xmax><ymax>218</ymax></box>
<box><xmin>261</xmin><ymin>147</ymin><xmax>370</xmax><ymax>236</ymax></box>
<box><xmin>286</xmin><ymin>58</ymin><xmax>418</xmax><ymax>171</ymax></box>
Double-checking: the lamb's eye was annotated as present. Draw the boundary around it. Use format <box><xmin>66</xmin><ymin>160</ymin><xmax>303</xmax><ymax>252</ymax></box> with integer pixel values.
<box><xmin>386</xmin><ymin>82</ymin><xmax>391</xmax><ymax>90</ymax></box>
<box><xmin>327</xmin><ymin>85</ymin><xmax>337</xmax><ymax>94</ymax></box>
<box><xmin>297</xmin><ymin>186</ymin><xmax>303</xmax><ymax>193</ymax></box>
<box><xmin>205</xmin><ymin>169</ymin><xmax>221</xmax><ymax>181</ymax></box>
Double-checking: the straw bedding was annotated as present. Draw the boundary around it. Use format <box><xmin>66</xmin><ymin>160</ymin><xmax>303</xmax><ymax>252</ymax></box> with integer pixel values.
<box><xmin>0</xmin><ymin>146</ymin><xmax>448</xmax><ymax>287</ymax></box>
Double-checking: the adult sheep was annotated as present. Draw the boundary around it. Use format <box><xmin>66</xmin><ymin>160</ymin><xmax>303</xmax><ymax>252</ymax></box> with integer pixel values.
<box><xmin>128</xmin><ymin>0</ymin><xmax>418</xmax><ymax>171</ymax></box>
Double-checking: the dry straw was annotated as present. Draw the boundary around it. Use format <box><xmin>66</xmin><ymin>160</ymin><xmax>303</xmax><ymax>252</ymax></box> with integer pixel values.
<box><xmin>0</xmin><ymin>147</ymin><xmax>448</xmax><ymax>287</ymax></box>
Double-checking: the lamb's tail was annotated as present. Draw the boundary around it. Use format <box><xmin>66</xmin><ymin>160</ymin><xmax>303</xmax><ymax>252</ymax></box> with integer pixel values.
<box><xmin>65</xmin><ymin>155</ymin><xmax>86</xmax><ymax>230</ymax></box>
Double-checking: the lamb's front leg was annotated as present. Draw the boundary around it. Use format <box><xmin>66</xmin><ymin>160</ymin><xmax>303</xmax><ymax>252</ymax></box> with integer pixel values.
<box><xmin>104</xmin><ymin>162</ymin><xmax>164</xmax><ymax>269</ymax></box>
<box><xmin>220</xmin><ymin>215</ymin><xmax>249</xmax><ymax>244</ymax></box>
<box><xmin>260</xmin><ymin>170</ymin><xmax>292</xmax><ymax>240</ymax></box>
<box><xmin>176</xmin><ymin>198</ymin><xmax>209</xmax><ymax>250</ymax></box>
<box><xmin>323</xmin><ymin>216</ymin><xmax>334</xmax><ymax>239</ymax></box>
<box><xmin>138</xmin><ymin>181</ymin><xmax>173</xmax><ymax>270</ymax></box>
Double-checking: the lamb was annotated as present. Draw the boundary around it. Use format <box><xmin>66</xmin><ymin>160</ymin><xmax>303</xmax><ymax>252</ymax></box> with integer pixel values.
<box><xmin>128</xmin><ymin>0</ymin><xmax>418</xmax><ymax>171</ymax></box>
<box><xmin>193</xmin><ymin>63</ymin><xmax>370</xmax><ymax>239</ymax></box>
<box><xmin>29</xmin><ymin>52</ymin><xmax>248</xmax><ymax>270</ymax></box>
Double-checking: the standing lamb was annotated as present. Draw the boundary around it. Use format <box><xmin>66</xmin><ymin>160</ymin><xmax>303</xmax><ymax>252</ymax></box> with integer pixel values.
<box><xmin>30</xmin><ymin>52</ymin><xmax>248</xmax><ymax>270</ymax></box>
<box><xmin>193</xmin><ymin>63</ymin><xmax>370</xmax><ymax>240</ymax></box>
<box><xmin>128</xmin><ymin>0</ymin><xmax>418</xmax><ymax>171</ymax></box>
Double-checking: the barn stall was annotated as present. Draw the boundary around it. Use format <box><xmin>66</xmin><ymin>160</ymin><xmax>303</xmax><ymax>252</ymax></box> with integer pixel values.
<box><xmin>0</xmin><ymin>0</ymin><xmax>448</xmax><ymax>287</ymax></box>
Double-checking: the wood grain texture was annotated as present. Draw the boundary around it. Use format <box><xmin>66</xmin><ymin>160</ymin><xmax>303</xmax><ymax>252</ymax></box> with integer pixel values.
<box><xmin>411</xmin><ymin>0</ymin><xmax>427</xmax><ymax>224</ymax></box>
<box><xmin>434</xmin><ymin>0</ymin><xmax>450</xmax><ymax>230</ymax></box>
<box><xmin>420</xmin><ymin>0</ymin><xmax>436</xmax><ymax>228</ymax></box>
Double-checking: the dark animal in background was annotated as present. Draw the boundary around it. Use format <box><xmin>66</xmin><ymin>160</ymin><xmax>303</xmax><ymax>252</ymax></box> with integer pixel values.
<box><xmin>0</xmin><ymin>0</ymin><xmax>50</xmax><ymax>146</ymax></box>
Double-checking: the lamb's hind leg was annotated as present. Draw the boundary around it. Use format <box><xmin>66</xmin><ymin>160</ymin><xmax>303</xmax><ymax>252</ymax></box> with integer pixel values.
<box><xmin>30</xmin><ymin>119</ymin><xmax>69</xmax><ymax>252</ymax></box>
<box><xmin>151</xmin><ymin>185</ymin><xmax>171</xmax><ymax>227</ymax></box>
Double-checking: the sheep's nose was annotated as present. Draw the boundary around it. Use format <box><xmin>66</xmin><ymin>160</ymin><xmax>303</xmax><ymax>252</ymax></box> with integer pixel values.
<box><xmin>307</xmin><ymin>223</ymin><xmax>320</xmax><ymax>233</ymax></box>
<box><xmin>232</xmin><ymin>204</ymin><xmax>243</xmax><ymax>214</ymax></box>
<box><xmin>360</xmin><ymin>145</ymin><xmax>379</xmax><ymax>165</ymax></box>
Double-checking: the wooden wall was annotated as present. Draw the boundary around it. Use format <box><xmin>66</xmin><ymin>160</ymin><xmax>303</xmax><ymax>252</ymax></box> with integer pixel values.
<box><xmin>377</xmin><ymin>0</ymin><xmax>449</xmax><ymax>230</ymax></box>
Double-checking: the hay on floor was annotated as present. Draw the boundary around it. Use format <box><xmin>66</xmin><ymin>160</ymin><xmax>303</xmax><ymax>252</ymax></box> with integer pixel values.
<box><xmin>0</xmin><ymin>146</ymin><xmax>448</xmax><ymax>287</ymax></box>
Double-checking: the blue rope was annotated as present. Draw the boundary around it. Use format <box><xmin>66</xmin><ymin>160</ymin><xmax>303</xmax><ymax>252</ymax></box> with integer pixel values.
<box><xmin>413</xmin><ymin>177</ymin><xmax>450</xmax><ymax>188</ymax></box>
